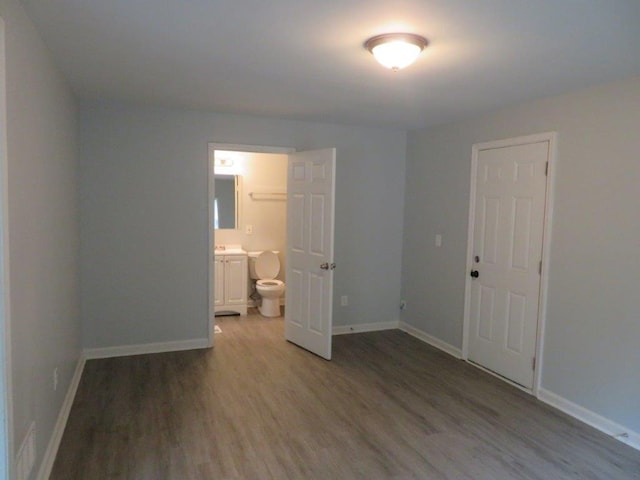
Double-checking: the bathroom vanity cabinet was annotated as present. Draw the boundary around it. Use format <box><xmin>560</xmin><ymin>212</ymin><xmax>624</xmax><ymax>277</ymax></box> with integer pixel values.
<box><xmin>214</xmin><ymin>251</ymin><xmax>248</xmax><ymax>315</ymax></box>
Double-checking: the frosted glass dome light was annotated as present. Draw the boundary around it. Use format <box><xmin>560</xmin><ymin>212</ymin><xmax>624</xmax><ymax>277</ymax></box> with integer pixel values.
<box><xmin>365</xmin><ymin>33</ymin><xmax>428</xmax><ymax>71</ymax></box>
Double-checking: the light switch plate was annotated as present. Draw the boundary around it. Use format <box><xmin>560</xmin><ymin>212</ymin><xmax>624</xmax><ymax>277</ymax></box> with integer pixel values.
<box><xmin>435</xmin><ymin>234</ymin><xmax>442</xmax><ymax>247</ymax></box>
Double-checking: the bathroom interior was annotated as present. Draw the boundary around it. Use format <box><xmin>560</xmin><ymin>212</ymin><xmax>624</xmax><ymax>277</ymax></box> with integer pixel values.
<box><xmin>212</xmin><ymin>149</ymin><xmax>288</xmax><ymax>325</ymax></box>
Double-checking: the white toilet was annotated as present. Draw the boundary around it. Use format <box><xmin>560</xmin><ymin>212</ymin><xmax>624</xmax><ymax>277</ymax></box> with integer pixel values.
<box><xmin>248</xmin><ymin>251</ymin><xmax>286</xmax><ymax>317</ymax></box>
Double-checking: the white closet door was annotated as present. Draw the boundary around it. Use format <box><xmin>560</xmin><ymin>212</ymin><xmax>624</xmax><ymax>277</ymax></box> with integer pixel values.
<box><xmin>467</xmin><ymin>140</ymin><xmax>549</xmax><ymax>388</ymax></box>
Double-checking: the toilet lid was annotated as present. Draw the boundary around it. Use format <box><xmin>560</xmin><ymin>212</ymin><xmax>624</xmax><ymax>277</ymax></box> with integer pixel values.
<box><xmin>255</xmin><ymin>251</ymin><xmax>280</xmax><ymax>279</ymax></box>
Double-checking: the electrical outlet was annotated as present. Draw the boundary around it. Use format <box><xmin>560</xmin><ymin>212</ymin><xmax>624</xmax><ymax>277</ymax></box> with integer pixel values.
<box><xmin>53</xmin><ymin>367</ymin><xmax>58</xmax><ymax>391</ymax></box>
<box><xmin>340</xmin><ymin>295</ymin><xmax>349</xmax><ymax>307</ymax></box>
<box><xmin>245</xmin><ymin>224</ymin><xmax>253</xmax><ymax>234</ymax></box>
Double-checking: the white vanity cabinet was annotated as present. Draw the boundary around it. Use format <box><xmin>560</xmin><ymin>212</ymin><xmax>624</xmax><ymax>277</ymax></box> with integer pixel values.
<box><xmin>214</xmin><ymin>251</ymin><xmax>248</xmax><ymax>315</ymax></box>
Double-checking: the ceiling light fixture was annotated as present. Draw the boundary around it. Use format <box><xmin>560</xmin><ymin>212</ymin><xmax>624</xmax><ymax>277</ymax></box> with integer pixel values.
<box><xmin>365</xmin><ymin>33</ymin><xmax>428</xmax><ymax>71</ymax></box>
<box><xmin>214</xmin><ymin>157</ymin><xmax>234</xmax><ymax>168</ymax></box>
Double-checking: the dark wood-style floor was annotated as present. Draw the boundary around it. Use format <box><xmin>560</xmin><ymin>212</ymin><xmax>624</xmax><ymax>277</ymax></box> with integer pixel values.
<box><xmin>51</xmin><ymin>311</ymin><xmax>640</xmax><ymax>479</ymax></box>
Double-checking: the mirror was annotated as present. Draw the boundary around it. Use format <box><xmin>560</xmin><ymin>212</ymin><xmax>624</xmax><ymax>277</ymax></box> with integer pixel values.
<box><xmin>214</xmin><ymin>174</ymin><xmax>241</xmax><ymax>229</ymax></box>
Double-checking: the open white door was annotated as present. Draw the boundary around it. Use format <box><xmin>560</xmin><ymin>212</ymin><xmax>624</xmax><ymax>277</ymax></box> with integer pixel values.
<box><xmin>285</xmin><ymin>148</ymin><xmax>336</xmax><ymax>360</ymax></box>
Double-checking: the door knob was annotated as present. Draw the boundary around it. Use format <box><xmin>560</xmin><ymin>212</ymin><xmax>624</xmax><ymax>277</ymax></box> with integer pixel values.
<box><xmin>470</xmin><ymin>270</ymin><xmax>479</xmax><ymax>278</ymax></box>
<box><xmin>320</xmin><ymin>262</ymin><xmax>336</xmax><ymax>270</ymax></box>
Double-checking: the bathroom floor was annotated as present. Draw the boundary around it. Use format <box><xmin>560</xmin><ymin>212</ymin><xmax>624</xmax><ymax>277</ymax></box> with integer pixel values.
<box><xmin>50</xmin><ymin>311</ymin><xmax>640</xmax><ymax>479</ymax></box>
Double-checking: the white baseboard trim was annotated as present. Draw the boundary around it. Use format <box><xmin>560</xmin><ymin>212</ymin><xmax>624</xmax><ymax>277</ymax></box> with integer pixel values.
<box><xmin>538</xmin><ymin>388</ymin><xmax>640</xmax><ymax>452</ymax></box>
<box><xmin>398</xmin><ymin>322</ymin><xmax>463</xmax><ymax>359</ymax></box>
<box><xmin>84</xmin><ymin>338</ymin><xmax>210</xmax><ymax>360</ymax></box>
<box><xmin>332</xmin><ymin>320</ymin><xmax>399</xmax><ymax>336</ymax></box>
<box><xmin>36</xmin><ymin>354</ymin><xmax>86</xmax><ymax>480</ymax></box>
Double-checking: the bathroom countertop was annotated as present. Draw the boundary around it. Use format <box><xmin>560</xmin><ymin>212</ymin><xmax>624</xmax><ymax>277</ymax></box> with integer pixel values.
<box><xmin>214</xmin><ymin>245</ymin><xmax>246</xmax><ymax>255</ymax></box>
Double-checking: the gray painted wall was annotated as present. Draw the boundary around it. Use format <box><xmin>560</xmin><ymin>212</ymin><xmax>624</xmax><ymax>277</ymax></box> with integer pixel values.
<box><xmin>401</xmin><ymin>78</ymin><xmax>640</xmax><ymax>432</ymax></box>
<box><xmin>79</xmin><ymin>101</ymin><xmax>406</xmax><ymax>348</ymax></box>
<box><xmin>1</xmin><ymin>0</ymin><xmax>81</xmax><ymax>475</ymax></box>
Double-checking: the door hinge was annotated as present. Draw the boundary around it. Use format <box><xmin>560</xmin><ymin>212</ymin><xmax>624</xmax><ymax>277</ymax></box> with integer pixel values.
<box><xmin>532</xmin><ymin>357</ymin><xmax>536</xmax><ymax>370</ymax></box>
<box><xmin>545</xmin><ymin>162</ymin><xmax>549</xmax><ymax>176</ymax></box>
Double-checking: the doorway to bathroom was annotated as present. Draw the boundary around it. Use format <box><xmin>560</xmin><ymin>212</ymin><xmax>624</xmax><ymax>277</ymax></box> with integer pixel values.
<box><xmin>208</xmin><ymin>144</ymin><xmax>337</xmax><ymax>360</ymax></box>
<box><xmin>211</xmin><ymin>145</ymin><xmax>290</xmax><ymax>325</ymax></box>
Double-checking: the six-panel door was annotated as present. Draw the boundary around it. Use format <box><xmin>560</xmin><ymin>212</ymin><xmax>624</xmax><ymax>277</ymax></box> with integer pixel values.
<box><xmin>468</xmin><ymin>140</ymin><xmax>549</xmax><ymax>388</ymax></box>
<box><xmin>285</xmin><ymin>148</ymin><xmax>336</xmax><ymax>360</ymax></box>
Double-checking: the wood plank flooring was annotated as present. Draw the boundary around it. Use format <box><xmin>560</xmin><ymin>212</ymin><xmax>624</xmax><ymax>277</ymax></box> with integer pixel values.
<box><xmin>51</xmin><ymin>312</ymin><xmax>640</xmax><ymax>479</ymax></box>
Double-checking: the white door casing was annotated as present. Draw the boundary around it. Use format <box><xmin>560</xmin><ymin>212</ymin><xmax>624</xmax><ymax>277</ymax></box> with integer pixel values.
<box><xmin>0</xmin><ymin>19</ymin><xmax>11</xmax><ymax>480</ymax></box>
<box><xmin>286</xmin><ymin>148</ymin><xmax>336</xmax><ymax>360</ymax></box>
<box><xmin>464</xmin><ymin>134</ymin><xmax>553</xmax><ymax>389</ymax></box>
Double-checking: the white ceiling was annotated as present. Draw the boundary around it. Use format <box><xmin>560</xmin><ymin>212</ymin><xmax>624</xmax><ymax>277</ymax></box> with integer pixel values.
<box><xmin>23</xmin><ymin>0</ymin><xmax>640</xmax><ymax>130</ymax></box>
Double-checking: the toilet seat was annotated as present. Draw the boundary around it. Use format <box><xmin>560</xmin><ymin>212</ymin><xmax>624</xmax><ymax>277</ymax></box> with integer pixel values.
<box><xmin>257</xmin><ymin>279</ymin><xmax>284</xmax><ymax>289</ymax></box>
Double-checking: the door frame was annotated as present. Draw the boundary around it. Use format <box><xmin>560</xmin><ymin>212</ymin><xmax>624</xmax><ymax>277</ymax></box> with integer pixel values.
<box><xmin>207</xmin><ymin>143</ymin><xmax>294</xmax><ymax>346</ymax></box>
<box><xmin>0</xmin><ymin>17</ymin><xmax>12</xmax><ymax>480</ymax></box>
<box><xmin>462</xmin><ymin>132</ymin><xmax>557</xmax><ymax>396</ymax></box>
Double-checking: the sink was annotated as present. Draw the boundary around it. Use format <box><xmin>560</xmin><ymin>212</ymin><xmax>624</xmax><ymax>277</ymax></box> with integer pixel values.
<box><xmin>215</xmin><ymin>244</ymin><xmax>246</xmax><ymax>255</ymax></box>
